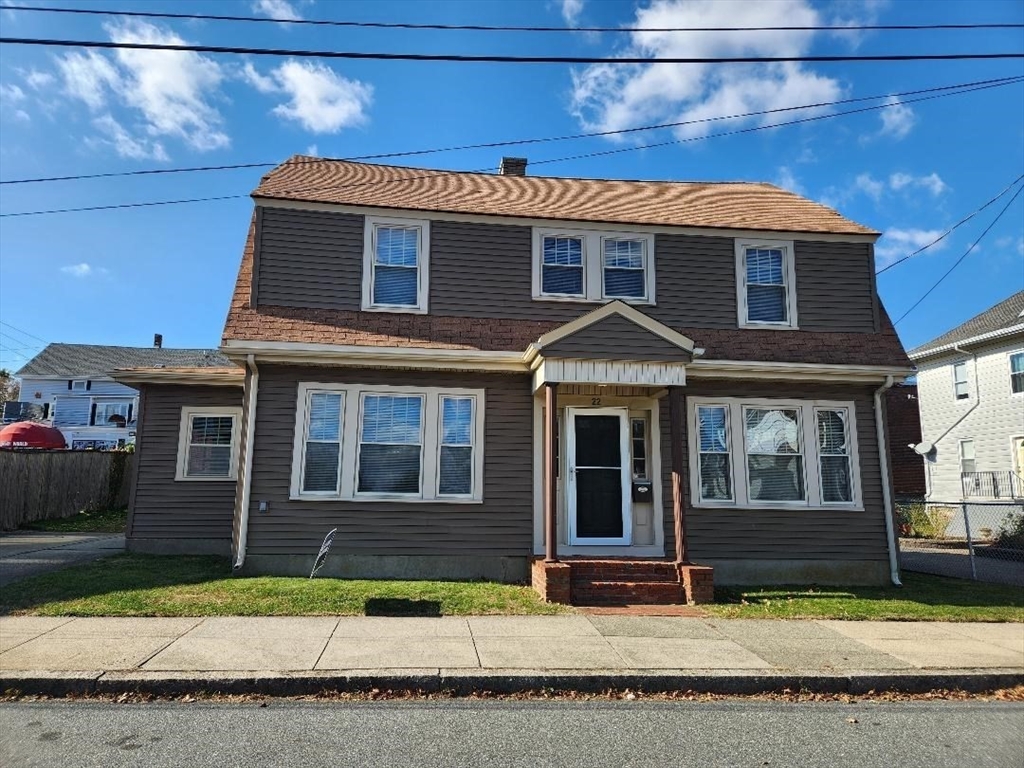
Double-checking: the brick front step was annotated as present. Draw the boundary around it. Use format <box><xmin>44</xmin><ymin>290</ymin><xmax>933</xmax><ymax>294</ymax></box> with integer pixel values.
<box><xmin>570</xmin><ymin>579</ymin><xmax>684</xmax><ymax>606</ymax></box>
<box><xmin>567</xmin><ymin>559</ymin><xmax>679</xmax><ymax>583</ymax></box>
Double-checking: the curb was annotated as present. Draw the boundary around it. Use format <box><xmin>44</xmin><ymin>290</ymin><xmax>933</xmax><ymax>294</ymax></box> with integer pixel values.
<box><xmin>3</xmin><ymin>669</ymin><xmax>1022</xmax><ymax>698</ymax></box>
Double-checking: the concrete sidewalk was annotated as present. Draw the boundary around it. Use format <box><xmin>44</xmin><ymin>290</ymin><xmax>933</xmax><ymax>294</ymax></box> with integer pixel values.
<box><xmin>0</xmin><ymin>533</ymin><xmax>125</xmax><ymax>588</ymax></box>
<box><xmin>1</xmin><ymin>615</ymin><xmax>1022</xmax><ymax>696</ymax></box>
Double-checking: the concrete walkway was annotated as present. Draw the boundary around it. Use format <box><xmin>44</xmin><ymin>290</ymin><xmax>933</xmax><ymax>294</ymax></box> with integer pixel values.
<box><xmin>0</xmin><ymin>533</ymin><xmax>125</xmax><ymax>588</ymax></box>
<box><xmin>1</xmin><ymin>616</ymin><xmax>1021</xmax><ymax>694</ymax></box>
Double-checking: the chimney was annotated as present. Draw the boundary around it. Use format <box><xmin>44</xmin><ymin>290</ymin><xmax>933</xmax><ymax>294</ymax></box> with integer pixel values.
<box><xmin>153</xmin><ymin>333</ymin><xmax>163</xmax><ymax>349</ymax></box>
<box><xmin>499</xmin><ymin>157</ymin><xmax>528</xmax><ymax>177</ymax></box>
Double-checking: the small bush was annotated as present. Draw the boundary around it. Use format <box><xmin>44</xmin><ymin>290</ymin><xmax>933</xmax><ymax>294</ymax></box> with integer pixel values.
<box><xmin>995</xmin><ymin>512</ymin><xmax>1024</xmax><ymax>549</ymax></box>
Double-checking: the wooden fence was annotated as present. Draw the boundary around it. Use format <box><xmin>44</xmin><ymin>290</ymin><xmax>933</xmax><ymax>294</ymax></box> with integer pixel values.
<box><xmin>0</xmin><ymin>450</ymin><xmax>134</xmax><ymax>530</ymax></box>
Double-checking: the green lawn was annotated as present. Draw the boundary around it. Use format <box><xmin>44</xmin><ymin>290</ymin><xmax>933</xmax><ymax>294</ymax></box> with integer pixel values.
<box><xmin>705</xmin><ymin>572</ymin><xmax>1024</xmax><ymax>622</ymax></box>
<box><xmin>0</xmin><ymin>554</ymin><xmax>569</xmax><ymax>617</ymax></box>
<box><xmin>21</xmin><ymin>508</ymin><xmax>128</xmax><ymax>534</ymax></box>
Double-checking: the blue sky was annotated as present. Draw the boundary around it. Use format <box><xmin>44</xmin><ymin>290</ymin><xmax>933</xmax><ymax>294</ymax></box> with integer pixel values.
<box><xmin>0</xmin><ymin>0</ymin><xmax>1022</xmax><ymax>371</ymax></box>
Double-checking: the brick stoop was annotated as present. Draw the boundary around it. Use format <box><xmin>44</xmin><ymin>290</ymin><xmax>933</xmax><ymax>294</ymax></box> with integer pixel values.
<box><xmin>567</xmin><ymin>559</ymin><xmax>685</xmax><ymax>607</ymax></box>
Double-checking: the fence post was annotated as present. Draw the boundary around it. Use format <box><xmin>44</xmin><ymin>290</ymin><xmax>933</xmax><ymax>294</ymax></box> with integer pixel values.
<box><xmin>961</xmin><ymin>500</ymin><xmax>977</xmax><ymax>580</ymax></box>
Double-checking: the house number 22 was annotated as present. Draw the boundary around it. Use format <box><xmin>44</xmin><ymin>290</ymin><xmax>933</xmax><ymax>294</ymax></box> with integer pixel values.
<box><xmin>591</xmin><ymin>397</ymin><xmax>602</xmax><ymax>405</ymax></box>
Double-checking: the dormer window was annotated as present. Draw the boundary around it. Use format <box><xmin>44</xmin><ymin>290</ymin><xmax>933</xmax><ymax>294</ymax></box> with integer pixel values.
<box><xmin>532</xmin><ymin>227</ymin><xmax>654</xmax><ymax>304</ymax></box>
<box><xmin>362</xmin><ymin>216</ymin><xmax>430</xmax><ymax>313</ymax></box>
<box><xmin>735</xmin><ymin>238</ymin><xmax>798</xmax><ymax>329</ymax></box>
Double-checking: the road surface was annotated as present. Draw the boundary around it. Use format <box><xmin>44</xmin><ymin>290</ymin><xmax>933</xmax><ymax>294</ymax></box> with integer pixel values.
<box><xmin>1</xmin><ymin>699</ymin><xmax>1022</xmax><ymax>767</ymax></box>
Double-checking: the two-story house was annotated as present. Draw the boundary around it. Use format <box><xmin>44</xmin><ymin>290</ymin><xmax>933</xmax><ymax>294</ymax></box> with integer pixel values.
<box><xmin>114</xmin><ymin>157</ymin><xmax>913</xmax><ymax>604</ymax></box>
<box><xmin>10</xmin><ymin>342</ymin><xmax>232</xmax><ymax>449</ymax></box>
<box><xmin>909</xmin><ymin>291</ymin><xmax>1024</xmax><ymax>502</ymax></box>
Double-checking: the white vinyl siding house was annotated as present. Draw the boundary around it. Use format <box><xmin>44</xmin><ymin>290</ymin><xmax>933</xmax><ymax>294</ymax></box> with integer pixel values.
<box><xmin>12</xmin><ymin>376</ymin><xmax>138</xmax><ymax>449</ymax></box>
<box><xmin>914</xmin><ymin>337</ymin><xmax>1024</xmax><ymax>500</ymax></box>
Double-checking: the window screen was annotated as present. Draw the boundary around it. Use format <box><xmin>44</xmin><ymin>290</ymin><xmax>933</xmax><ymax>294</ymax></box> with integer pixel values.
<box><xmin>603</xmin><ymin>239</ymin><xmax>646</xmax><ymax>298</ymax></box>
<box><xmin>541</xmin><ymin>236</ymin><xmax>584</xmax><ymax>296</ymax></box>
<box><xmin>186</xmin><ymin>415</ymin><xmax>234</xmax><ymax>477</ymax></box>
<box><xmin>302</xmin><ymin>392</ymin><xmax>343</xmax><ymax>493</ymax></box>
<box><xmin>745</xmin><ymin>248</ymin><xmax>788</xmax><ymax>323</ymax></box>
<box><xmin>358</xmin><ymin>395</ymin><xmax>423</xmax><ymax>494</ymax></box>
<box><xmin>373</xmin><ymin>226</ymin><xmax>420</xmax><ymax>306</ymax></box>
<box><xmin>698</xmin><ymin>405</ymin><xmax>732</xmax><ymax>501</ymax></box>
<box><xmin>439</xmin><ymin>396</ymin><xmax>474</xmax><ymax>496</ymax></box>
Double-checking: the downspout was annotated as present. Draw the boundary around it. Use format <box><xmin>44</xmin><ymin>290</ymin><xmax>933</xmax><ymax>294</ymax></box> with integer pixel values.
<box><xmin>233</xmin><ymin>354</ymin><xmax>259</xmax><ymax>572</ymax></box>
<box><xmin>874</xmin><ymin>375</ymin><xmax>902</xmax><ymax>586</ymax></box>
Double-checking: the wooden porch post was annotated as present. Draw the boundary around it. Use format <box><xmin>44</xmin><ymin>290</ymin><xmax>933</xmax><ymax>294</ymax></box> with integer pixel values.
<box><xmin>669</xmin><ymin>386</ymin><xmax>689</xmax><ymax>564</ymax></box>
<box><xmin>544</xmin><ymin>381</ymin><xmax>559</xmax><ymax>563</ymax></box>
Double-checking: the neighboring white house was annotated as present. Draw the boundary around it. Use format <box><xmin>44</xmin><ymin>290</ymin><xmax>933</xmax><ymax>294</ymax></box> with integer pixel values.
<box><xmin>909</xmin><ymin>291</ymin><xmax>1024</xmax><ymax>501</ymax></box>
<box><xmin>6</xmin><ymin>341</ymin><xmax>231</xmax><ymax>449</ymax></box>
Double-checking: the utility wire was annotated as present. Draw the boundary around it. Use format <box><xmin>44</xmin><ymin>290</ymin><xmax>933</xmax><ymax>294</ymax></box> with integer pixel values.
<box><xmin>0</xmin><ymin>321</ymin><xmax>48</xmax><ymax>344</ymax></box>
<box><xmin>877</xmin><ymin>174</ymin><xmax>1024</xmax><ymax>274</ymax></box>
<box><xmin>894</xmin><ymin>184</ymin><xmax>1024</xmax><ymax>325</ymax></box>
<box><xmin>1</xmin><ymin>37</ymin><xmax>1021</xmax><ymax>64</ymax></box>
<box><xmin>3</xmin><ymin>76</ymin><xmax>1020</xmax><ymax>217</ymax></box>
<box><xmin>2</xmin><ymin>5</ymin><xmax>1021</xmax><ymax>34</ymax></box>
<box><xmin>4</xmin><ymin>75</ymin><xmax>1020</xmax><ymax>186</ymax></box>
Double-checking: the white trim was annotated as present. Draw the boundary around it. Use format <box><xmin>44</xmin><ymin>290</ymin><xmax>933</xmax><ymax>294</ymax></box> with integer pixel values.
<box><xmin>1008</xmin><ymin>349</ymin><xmax>1024</xmax><ymax>396</ymax></box>
<box><xmin>174</xmin><ymin>406</ymin><xmax>243</xmax><ymax>482</ymax></box>
<box><xmin>687</xmin><ymin>359</ymin><xmax>912</xmax><ymax>382</ymax></box>
<box><xmin>289</xmin><ymin>383</ymin><xmax>485</xmax><ymax>503</ymax></box>
<box><xmin>951</xmin><ymin>359</ymin><xmax>971</xmax><ymax>401</ymax></box>
<box><xmin>112</xmin><ymin>370</ymin><xmax>243</xmax><ymax>386</ymax></box>
<box><xmin>255</xmin><ymin>198</ymin><xmax>880</xmax><ymax>244</ymax></box>
<box><xmin>908</xmin><ymin>323</ymin><xmax>1024</xmax><ymax>361</ymax></box>
<box><xmin>687</xmin><ymin>396</ymin><xmax>863</xmax><ymax>510</ymax></box>
<box><xmin>531</xmin><ymin>227</ymin><xmax>655</xmax><ymax>305</ymax></box>
<box><xmin>565</xmin><ymin>407</ymin><xmax>633</xmax><ymax>546</ymax></box>
<box><xmin>221</xmin><ymin>340</ymin><xmax>525</xmax><ymax>371</ymax></box>
<box><xmin>735</xmin><ymin>238</ymin><xmax>799</xmax><ymax>330</ymax></box>
<box><xmin>361</xmin><ymin>215</ymin><xmax>430</xmax><ymax>314</ymax></box>
<box><xmin>530</xmin><ymin>301</ymin><xmax>694</xmax><ymax>355</ymax></box>
<box><xmin>533</xmin><ymin>359</ymin><xmax>687</xmax><ymax>391</ymax></box>
<box><xmin>233</xmin><ymin>355</ymin><xmax>258</xmax><ymax>571</ymax></box>
<box><xmin>958</xmin><ymin>438</ymin><xmax>977</xmax><ymax>475</ymax></box>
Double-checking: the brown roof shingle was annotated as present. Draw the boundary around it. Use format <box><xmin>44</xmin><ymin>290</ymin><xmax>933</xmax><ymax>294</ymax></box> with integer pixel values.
<box><xmin>252</xmin><ymin>157</ymin><xmax>879</xmax><ymax>236</ymax></box>
<box><xmin>223</xmin><ymin>220</ymin><xmax>910</xmax><ymax>368</ymax></box>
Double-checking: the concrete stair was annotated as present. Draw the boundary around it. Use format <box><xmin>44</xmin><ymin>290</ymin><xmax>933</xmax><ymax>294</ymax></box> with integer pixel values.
<box><xmin>567</xmin><ymin>559</ymin><xmax>684</xmax><ymax>606</ymax></box>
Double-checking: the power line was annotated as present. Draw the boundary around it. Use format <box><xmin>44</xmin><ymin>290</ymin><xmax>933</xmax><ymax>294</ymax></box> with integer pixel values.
<box><xmin>0</xmin><ymin>321</ymin><xmax>47</xmax><ymax>344</ymax></box>
<box><xmin>876</xmin><ymin>174</ymin><xmax>1024</xmax><ymax>274</ymax></box>
<box><xmin>1</xmin><ymin>37</ymin><xmax>1021</xmax><ymax>64</ymax></box>
<box><xmin>894</xmin><ymin>184</ymin><xmax>1024</xmax><ymax>325</ymax></box>
<box><xmin>3</xmin><ymin>5</ymin><xmax>1021</xmax><ymax>34</ymax></box>
<box><xmin>4</xmin><ymin>76</ymin><xmax>1021</xmax><ymax>218</ymax></box>
<box><xmin>4</xmin><ymin>75</ymin><xmax>1020</xmax><ymax>186</ymax></box>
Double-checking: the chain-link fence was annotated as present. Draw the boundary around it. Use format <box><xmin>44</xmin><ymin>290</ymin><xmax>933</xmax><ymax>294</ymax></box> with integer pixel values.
<box><xmin>895</xmin><ymin>497</ymin><xmax>1024</xmax><ymax>586</ymax></box>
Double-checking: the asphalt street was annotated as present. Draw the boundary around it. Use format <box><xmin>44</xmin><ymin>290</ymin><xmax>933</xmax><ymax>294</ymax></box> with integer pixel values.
<box><xmin>1</xmin><ymin>700</ymin><xmax>1022</xmax><ymax>768</ymax></box>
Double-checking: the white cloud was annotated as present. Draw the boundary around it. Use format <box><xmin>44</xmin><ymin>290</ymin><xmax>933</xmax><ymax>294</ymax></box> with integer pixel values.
<box><xmin>306</xmin><ymin>143</ymin><xmax>319</xmax><ymax>155</ymax></box>
<box><xmin>13</xmin><ymin>109</ymin><xmax>30</xmax><ymax>123</ymax></box>
<box><xmin>91</xmin><ymin>114</ymin><xmax>170</xmax><ymax>161</ymax></box>
<box><xmin>51</xmin><ymin>21</ymin><xmax>229</xmax><ymax>154</ymax></box>
<box><xmin>874</xmin><ymin>227</ymin><xmax>947</xmax><ymax>267</ymax></box>
<box><xmin>569</xmin><ymin>1</ymin><xmax>844</xmax><ymax>144</ymax></box>
<box><xmin>252</xmin><ymin>0</ymin><xmax>303</xmax><ymax>21</ymax></box>
<box><xmin>827</xmin><ymin>0</ymin><xmax>889</xmax><ymax>48</ymax></box>
<box><xmin>774</xmin><ymin>166</ymin><xmax>803</xmax><ymax>194</ymax></box>
<box><xmin>57</xmin><ymin>51</ymin><xmax>120</xmax><ymax>109</ymax></box>
<box><xmin>854</xmin><ymin>173</ymin><xmax>885</xmax><ymax>201</ymax></box>
<box><xmin>243</xmin><ymin>59</ymin><xmax>372</xmax><ymax>133</ymax></box>
<box><xmin>995</xmin><ymin>235</ymin><xmax>1024</xmax><ymax>257</ymax></box>
<box><xmin>561</xmin><ymin>0</ymin><xmax>585</xmax><ymax>26</ymax></box>
<box><xmin>0</xmin><ymin>83</ymin><xmax>26</xmax><ymax>102</ymax></box>
<box><xmin>61</xmin><ymin>263</ymin><xmax>97</xmax><ymax>277</ymax></box>
<box><xmin>877</xmin><ymin>96</ymin><xmax>916</xmax><ymax>140</ymax></box>
<box><xmin>24</xmin><ymin>69</ymin><xmax>55</xmax><ymax>90</ymax></box>
<box><xmin>889</xmin><ymin>171</ymin><xmax>947</xmax><ymax>196</ymax></box>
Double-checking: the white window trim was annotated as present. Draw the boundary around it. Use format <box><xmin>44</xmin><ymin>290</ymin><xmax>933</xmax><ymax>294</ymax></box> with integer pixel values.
<box><xmin>1008</xmin><ymin>350</ymin><xmax>1024</xmax><ymax>396</ymax></box>
<box><xmin>734</xmin><ymin>238</ymin><xmax>799</xmax><ymax>330</ymax></box>
<box><xmin>531</xmin><ymin>227</ymin><xmax>655</xmax><ymax>305</ymax></box>
<box><xmin>361</xmin><ymin>215</ymin><xmax>430</xmax><ymax>314</ymax></box>
<box><xmin>952</xmin><ymin>360</ymin><xmax>971</xmax><ymax>401</ymax></box>
<box><xmin>958</xmin><ymin>438</ymin><xmax>977</xmax><ymax>475</ymax></box>
<box><xmin>290</xmin><ymin>383</ymin><xmax>485</xmax><ymax>503</ymax></box>
<box><xmin>687</xmin><ymin>397</ymin><xmax>863</xmax><ymax>510</ymax></box>
<box><xmin>70</xmin><ymin>380</ymin><xmax>88</xmax><ymax>392</ymax></box>
<box><xmin>175</xmin><ymin>406</ymin><xmax>242</xmax><ymax>482</ymax></box>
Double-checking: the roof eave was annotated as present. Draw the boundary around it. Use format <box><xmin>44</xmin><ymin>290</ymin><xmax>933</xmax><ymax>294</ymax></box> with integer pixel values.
<box><xmin>908</xmin><ymin>323</ymin><xmax>1024</xmax><ymax>361</ymax></box>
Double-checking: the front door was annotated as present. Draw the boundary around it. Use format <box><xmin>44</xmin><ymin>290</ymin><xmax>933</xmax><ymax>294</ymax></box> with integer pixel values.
<box><xmin>566</xmin><ymin>407</ymin><xmax>632</xmax><ymax>545</ymax></box>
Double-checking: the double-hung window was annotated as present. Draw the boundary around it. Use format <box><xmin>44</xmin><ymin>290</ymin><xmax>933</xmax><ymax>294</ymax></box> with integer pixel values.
<box><xmin>291</xmin><ymin>384</ymin><xmax>484</xmax><ymax>502</ymax></box>
<box><xmin>1010</xmin><ymin>352</ymin><xmax>1024</xmax><ymax>394</ymax></box>
<box><xmin>358</xmin><ymin>394</ymin><xmax>424</xmax><ymax>495</ymax></box>
<box><xmin>175</xmin><ymin>406</ymin><xmax>242</xmax><ymax>481</ymax></box>
<box><xmin>735</xmin><ymin>239</ymin><xmax>797</xmax><ymax>328</ymax></box>
<box><xmin>952</xmin><ymin>361</ymin><xmax>970</xmax><ymax>400</ymax></box>
<box><xmin>93</xmin><ymin>400</ymin><xmax>132</xmax><ymax>427</ymax></box>
<box><xmin>362</xmin><ymin>216</ymin><xmax>429</xmax><ymax>312</ymax></box>
<box><xmin>689</xmin><ymin>398</ymin><xmax>861</xmax><ymax>508</ymax></box>
<box><xmin>533</xmin><ymin>228</ymin><xmax>654</xmax><ymax>303</ymax></box>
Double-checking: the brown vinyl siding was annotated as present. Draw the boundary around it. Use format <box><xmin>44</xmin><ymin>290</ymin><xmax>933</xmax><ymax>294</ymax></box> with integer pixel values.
<box><xmin>663</xmin><ymin>381</ymin><xmax>889</xmax><ymax>562</ymax></box>
<box><xmin>255</xmin><ymin>207</ymin><xmax>363</xmax><ymax>310</ymax></box>
<box><xmin>252</xmin><ymin>211</ymin><xmax>880</xmax><ymax>334</ymax></box>
<box><xmin>795</xmin><ymin>240</ymin><xmax>877</xmax><ymax>333</ymax></box>
<box><xmin>542</xmin><ymin>314</ymin><xmax>689</xmax><ymax>361</ymax></box>
<box><xmin>245</xmin><ymin>365</ymin><xmax>534</xmax><ymax>557</ymax></box>
<box><xmin>129</xmin><ymin>384</ymin><xmax>242</xmax><ymax>543</ymax></box>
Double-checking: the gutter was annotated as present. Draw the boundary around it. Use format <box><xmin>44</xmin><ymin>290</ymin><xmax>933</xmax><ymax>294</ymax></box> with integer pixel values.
<box><xmin>874</xmin><ymin>375</ymin><xmax>902</xmax><ymax>586</ymax></box>
<box><xmin>233</xmin><ymin>354</ymin><xmax>259</xmax><ymax>572</ymax></box>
